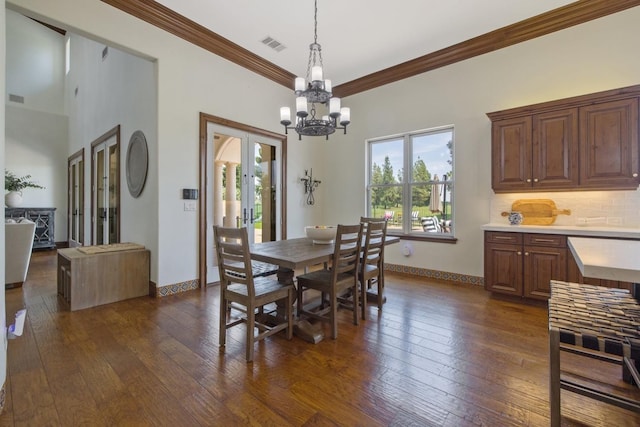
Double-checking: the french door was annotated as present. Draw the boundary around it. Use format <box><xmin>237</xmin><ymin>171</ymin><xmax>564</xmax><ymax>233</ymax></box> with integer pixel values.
<box><xmin>205</xmin><ymin>122</ymin><xmax>283</xmax><ymax>283</ymax></box>
<box><xmin>91</xmin><ymin>126</ymin><xmax>120</xmax><ymax>245</ymax></box>
<box><xmin>67</xmin><ymin>149</ymin><xmax>85</xmax><ymax>247</ymax></box>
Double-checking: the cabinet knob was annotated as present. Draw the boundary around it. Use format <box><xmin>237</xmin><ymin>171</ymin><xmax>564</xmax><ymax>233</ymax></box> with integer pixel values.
<box><xmin>517</xmin><ymin>251</ymin><xmax>522</xmax><ymax>256</ymax></box>
<box><xmin>526</xmin><ymin>179</ymin><xmax>531</xmax><ymax>183</ymax></box>
<box><xmin>524</xmin><ymin>252</ymin><xmax>529</xmax><ymax>256</ymax></box>
<box><xmin>634</xmin><ymin>173</ymin><xmax>638</xmax><ymax>178</ymax></box>
<box><xmin>533</xmin><ymin>178</ymin><xmax>539</xmax><ymax>182</ymax></box>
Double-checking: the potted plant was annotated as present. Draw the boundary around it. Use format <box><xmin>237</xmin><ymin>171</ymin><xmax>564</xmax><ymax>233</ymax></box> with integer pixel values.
<box><xmin>5</xmin><ymin>170</ymin><xmax>44</xmax><ymax>207</ymax></box>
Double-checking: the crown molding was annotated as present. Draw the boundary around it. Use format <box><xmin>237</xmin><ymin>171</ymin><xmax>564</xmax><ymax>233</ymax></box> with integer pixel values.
<box><xmin>101</xmin><ymin>0</ymin><xmax>640</xmax><ymax>98</ymax></box>
<box><xmin>100</xmin><ymin>0</ymin><xmax>295</xmax><ymax>88</ymax></box>
<box><xmin>333</xmin><ymin>0</ymin><xmax>640</xmax><ymax>97</ymax></box>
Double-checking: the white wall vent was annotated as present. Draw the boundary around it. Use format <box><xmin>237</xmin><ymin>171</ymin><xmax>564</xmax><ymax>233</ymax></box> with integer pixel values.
<box><xmin>261</xmin><ymin>36</ymin><xmax>286</xmax><ymax>52</ymax></box>
<box><xmin>8</xmin><ymin>94</ymin><xmax>24</xmax><ymax>104</ymax></box>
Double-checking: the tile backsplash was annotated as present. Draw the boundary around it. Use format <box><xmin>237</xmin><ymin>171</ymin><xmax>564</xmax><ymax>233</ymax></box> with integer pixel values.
<box><xmin>489</xmin><ymin>189</ymin><xmax>640</xmax><ymax>228</ymax></box>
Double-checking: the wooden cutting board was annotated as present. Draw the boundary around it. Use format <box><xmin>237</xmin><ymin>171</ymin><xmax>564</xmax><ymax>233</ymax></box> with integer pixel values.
<box><xmin>501</xmin><ymin>199</ymin><xmax>571</xmax><ymax>225</ymax></box>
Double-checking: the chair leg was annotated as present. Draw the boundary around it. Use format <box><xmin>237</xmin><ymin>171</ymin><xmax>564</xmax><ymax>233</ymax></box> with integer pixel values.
<box><xmin>330</xmin><ymin>287</ymin><xmax>338</xmax><ymax>339</ymax></box>
<box><xmin>377</xmin><ymin>272</ymin><xmax>384</xmax><ymax>312</ymax></box>
<box><xmin>246</xmin><ymin>304</ymin><xmax>255</xmax><ymax>362</ymax></box>
<box><xmin>219</xmin><ymin>293</ymin><xmax>227</xmax><ymax>347</ymax></box>
<box><xmin>360</xmin><ymin>277</ymin><xmax>367</xmax><ymax>321</ymax></box>
<box><xmin>549</xmin><ymin>327</ymin><xmax>561</xmax><ymax>427</ymax></box>
<box><xmin>352</xmin><ymin>280</ymin><xmax>359</xmax><ymax>326</ymax></box>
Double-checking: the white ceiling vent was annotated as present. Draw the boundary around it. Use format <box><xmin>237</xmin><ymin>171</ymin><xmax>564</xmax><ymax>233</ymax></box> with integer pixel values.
<box><xmin>261</xmin><ymin>36</ymin><xmax>286</xmax><ymax>52</ymax></box>
<box><xmin>8</xmin><ymin>94</ymin><xmax>24</xmax><ymax>104</ymax></box>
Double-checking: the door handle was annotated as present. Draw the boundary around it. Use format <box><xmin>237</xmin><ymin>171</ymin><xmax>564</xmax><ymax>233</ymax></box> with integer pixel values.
<box><xmin>243</xmin><ymin>208</ymin><xmax>248</xmax><ymax>225</ymax></box>
<box><xmin>250</xmin><ymin>208</ymin><xmax>254</xmax><ymax>224</ymax></box>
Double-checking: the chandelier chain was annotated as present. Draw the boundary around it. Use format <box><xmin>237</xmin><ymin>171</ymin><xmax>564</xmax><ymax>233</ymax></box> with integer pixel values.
<box><xmin>313</xmin><ymin>0</ymin><xmax>318</xmax><ymax>45</ymax></box>
<box><xmin>306</xmin><ymin>0</ymin><xmax>323</xmax><ymax>81</ymax></box>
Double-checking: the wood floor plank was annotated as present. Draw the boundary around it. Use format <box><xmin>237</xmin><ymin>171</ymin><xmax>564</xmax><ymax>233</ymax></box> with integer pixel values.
<box><xmin>3</xmin><ymin>251</ymin><xmax>640</xmax><ymax>426</ymax></box>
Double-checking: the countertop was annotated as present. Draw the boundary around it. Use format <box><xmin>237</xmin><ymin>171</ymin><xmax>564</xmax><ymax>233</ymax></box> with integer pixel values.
<box><xmin>482</xmin><ymin>223</ymin><xmax>640</xmax><ymax>239</ymax></box>
<box><xmin>568</xmin><ymin>237</ymin><xmax>640</xmax><ymax>283</ymax></box>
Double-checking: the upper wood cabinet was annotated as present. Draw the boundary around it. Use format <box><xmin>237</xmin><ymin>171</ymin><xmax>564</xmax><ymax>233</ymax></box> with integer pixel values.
<box><xmin>488</xmin><ymin>85</ymin><xmax>640</xmax><ymax>192</ymax></box>
<box><xmin>579</xmin><ymin>98</ymin><xmax>639</xmax><ymax>188</ymax></box>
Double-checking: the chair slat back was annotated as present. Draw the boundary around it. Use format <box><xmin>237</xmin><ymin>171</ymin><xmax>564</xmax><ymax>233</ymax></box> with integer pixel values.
<box><xmin>331</xmin><ymin>224</ymin><xmax>363</xmax><ymax>279</ymax></box>
<box><xmin>362</xmin><ymin>219</ymin><xmax>387</xmax><ymax>268</ymax></box>
<box><xmin>213</xmin><ymin>226</ymin><xmax>255</xmax><ymax>298</ymax></box>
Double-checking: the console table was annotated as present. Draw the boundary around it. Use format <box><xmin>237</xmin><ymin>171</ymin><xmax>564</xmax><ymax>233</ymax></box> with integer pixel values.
<box><xmin>5</xmin><ymin>207</ymin><xmax>56</xmax><ymax>249</ymax></box>
<box><xmin>57</xmin><ymin>243</ymin><xmax>150</xmax><ymax>311</ymax></box>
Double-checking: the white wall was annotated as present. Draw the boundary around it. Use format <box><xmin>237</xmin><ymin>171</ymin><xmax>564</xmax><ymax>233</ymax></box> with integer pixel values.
<box><xmin>5</xmin><ymin>9</ymin><xmax>64</xmax><ymax>114</ymax></box>
<box><xmin>8</xmin><ymin>0</ymin><xmax>640</xmax><ymax>287</ymax></box>
<box><xmin>6</xmin><ymin>0</ymin><xmax>308</xmax><ymax>288</ymax></box>
<box><xmin>324</xmin><ymin>7</ymin><xmax>640</xmax><ymax>277</ymax></box>
<box><xmin>64</xmin><ymin>33</ymin><xmax>158</xmax><ymax>272</ymax></box>
<box><xmin>5</xmin><ymin>106</ymin><xmax>67</xmax><ymax>241</ymax></box>
<box><xmin>0</xmin><ymin>0</ymin><xmax>7</xmax><ymax>399</ymax></box>
<box><xmin>5</xmin><ymin>10</ymin><xmax>67</xmax><ymax>242</ymax></box>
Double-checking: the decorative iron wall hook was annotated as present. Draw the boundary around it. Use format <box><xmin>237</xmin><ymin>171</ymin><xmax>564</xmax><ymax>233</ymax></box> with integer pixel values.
<box><xmin>301</xmin><ymin>168</ymin><xmax>321</xmax><ymax>205</ymax></box>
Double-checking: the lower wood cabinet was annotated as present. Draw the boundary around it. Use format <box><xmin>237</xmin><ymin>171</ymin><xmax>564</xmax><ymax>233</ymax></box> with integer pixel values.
<box><xmin>484</xmin><ymin>231</ymin><xmax>567</xmax><ymax>300</ymax></box>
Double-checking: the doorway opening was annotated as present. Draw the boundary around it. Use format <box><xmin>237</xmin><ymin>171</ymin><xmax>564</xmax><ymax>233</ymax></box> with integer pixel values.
<box><xmin>91</xmin><ymin>125</ymin><xmax>121</xmax><ymax>245</ymax></box>
<box><xmin>198</xmin><ymin>113</ymin><xmax>287</xmax><ymax>287</ymax></box>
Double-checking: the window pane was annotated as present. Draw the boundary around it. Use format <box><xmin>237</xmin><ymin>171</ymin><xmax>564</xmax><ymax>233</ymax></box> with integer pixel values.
<box><xmin>371</xmin><ymin>138</ymin><xmax>403</xmax><ymax>184</ymax></box>
<box><xmin>411</xmin><ymin>182</ymin><xmax>453</xmax><ymax>234</ymax></box>
<box><xmin>370</xmin><ymin>187</ymin><xmax>403</xmax><ymax>233</ymax></box>
<box><xmin>412</xmin><ymin>130</ymin><xmax>452</xmax><ymax>183</ymax></box>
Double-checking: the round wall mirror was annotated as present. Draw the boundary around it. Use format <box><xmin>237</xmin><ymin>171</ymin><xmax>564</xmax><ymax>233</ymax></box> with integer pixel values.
<box><xmin>126</xmin><ymin>130</ymin><xmax>148</xmax><ymax>198</ymax></box>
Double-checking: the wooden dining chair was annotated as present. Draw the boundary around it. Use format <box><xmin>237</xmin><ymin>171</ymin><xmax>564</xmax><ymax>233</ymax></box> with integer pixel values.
<box><xmin>296</xmin><ymin>223</ymin><xmax>363</xmax><ymax>339</ymax></box>
<box><xmin>358</xmin><ymin>218</ymin><xmax>387</xmax><ymax>320</ymax></box>
<box><xmin>213</xmin><ymin>226</ymin><xmax>294</xmax><ymax>362</ymax></box>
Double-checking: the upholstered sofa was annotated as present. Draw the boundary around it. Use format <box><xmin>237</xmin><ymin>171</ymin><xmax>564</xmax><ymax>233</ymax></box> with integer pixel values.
<box><xmin>5</xmin><ymin>219</ymin><xmax>36</xmax><ymax>288</ymax></box>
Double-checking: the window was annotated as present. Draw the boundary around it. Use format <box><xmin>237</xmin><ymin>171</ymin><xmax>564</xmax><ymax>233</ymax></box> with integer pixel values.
<box><xmin>367</xmin><ymin>126</ymin><xmax>454</xmax><ymax>238</ymax></box>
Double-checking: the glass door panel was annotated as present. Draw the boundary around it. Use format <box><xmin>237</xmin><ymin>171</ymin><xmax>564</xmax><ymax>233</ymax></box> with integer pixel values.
<box><xmin>96</xmin><ymin>148</ymin><xmax>106</xmax><ymax>244</ymax></box>
<box><xmin>68</xmin><ymin>153</ymin><xmax>85</xmax><ymax>247</ymax></box>
<box><xmin>92</xmin><ymin>127</ymin><xmax>120</xmax><ymax>245</ymax></box>
<box><xmin>108</xmin><ymin>144</ymin><xmax>119</xmax><ymax>243</ymax></box>
<box><xmin>212</xmin><ymin>133</ymin><xmax>280</xmax><ymax>243</ymax></box>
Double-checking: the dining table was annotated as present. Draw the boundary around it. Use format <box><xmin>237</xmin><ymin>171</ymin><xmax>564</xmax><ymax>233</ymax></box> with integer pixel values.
<box><xmin>249</xmin><ymin>235</ymin><xmax>399</xmax><ymax>343</ymax></box>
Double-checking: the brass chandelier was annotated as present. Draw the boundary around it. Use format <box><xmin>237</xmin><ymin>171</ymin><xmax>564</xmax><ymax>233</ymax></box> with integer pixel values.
<box><xmin>279</xmin><ymin>0</ymin><xmax>350</xmax><ymax>140</ymax></box>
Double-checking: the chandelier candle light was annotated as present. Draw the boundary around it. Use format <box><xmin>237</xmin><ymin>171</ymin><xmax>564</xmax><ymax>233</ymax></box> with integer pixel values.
<box><xmin>279</xmin><ymin>0</ymin><xmax>350</xmax><ymax>140</ymax></box>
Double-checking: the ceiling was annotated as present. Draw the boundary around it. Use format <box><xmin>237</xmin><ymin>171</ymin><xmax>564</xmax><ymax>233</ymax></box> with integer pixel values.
<box><xmin>154</xmin><ymin>0</ymin><xmax>575</xmax><ymax>86</ymax></box>
<box><xmin>99</xmin><ymin>0</ymin><xmax>640</xmax><ymax>96</ymax></box>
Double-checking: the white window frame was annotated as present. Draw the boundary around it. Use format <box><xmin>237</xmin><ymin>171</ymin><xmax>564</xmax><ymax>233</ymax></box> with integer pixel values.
<box><xmin>366</xmin><ymin>125</ymin><xmax>454</xmax><ymax>241</ymax></box>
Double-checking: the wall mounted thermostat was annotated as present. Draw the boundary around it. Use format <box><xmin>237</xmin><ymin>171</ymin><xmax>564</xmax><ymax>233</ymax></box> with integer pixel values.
<box><xmin>182</xmin><ymin>189</ymin><xmax>199</xmax><ymax>200</ymax></box>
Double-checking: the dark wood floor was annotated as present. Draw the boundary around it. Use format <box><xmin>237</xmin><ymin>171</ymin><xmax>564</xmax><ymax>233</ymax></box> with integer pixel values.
<box><xmin>1</xmin><ymin>251</ymin><xmax>639</xmax><ymax>426</ymax></box>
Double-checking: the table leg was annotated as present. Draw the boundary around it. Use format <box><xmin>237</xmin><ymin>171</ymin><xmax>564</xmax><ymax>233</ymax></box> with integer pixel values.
<box><xmin>275</xmin><ymin>267</ymin><xmax>324</xmax><ymax>344</ymax></box>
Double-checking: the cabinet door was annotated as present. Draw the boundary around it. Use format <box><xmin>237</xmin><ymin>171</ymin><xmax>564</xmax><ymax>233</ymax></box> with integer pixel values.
<box><xmin>532</xmin><ymin>108</ymin><xmax>579</xmax><ymax>189</ymax></box>
<box><xmin>579</xmin><ymin>98</ymin><xmax>639</xmax><ymax>189</ymax></box>
<box><xmin>484</xmin><ymin>243</ymin><xmax>523</xmax><ymax>296</ymax></box>
<box><xmin>491</xmin><ymin>116</ymin><xmax>532</xmax><ymax>192</ymax></box>
<box><xmin>523</xmin><ymin>246</ymin><xmax>567</xmax><ymax>300</ymax></box>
